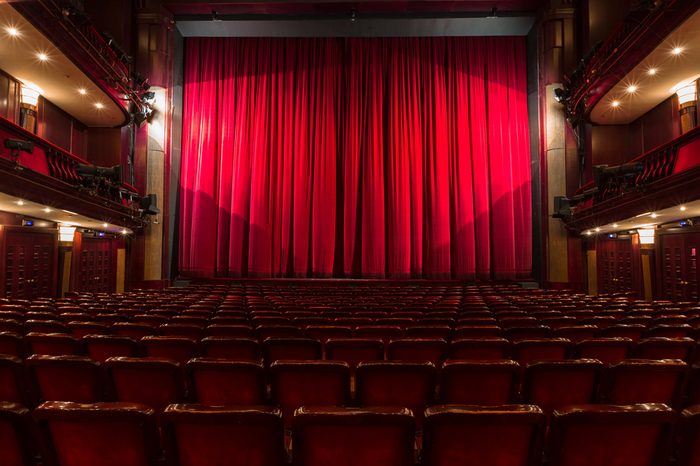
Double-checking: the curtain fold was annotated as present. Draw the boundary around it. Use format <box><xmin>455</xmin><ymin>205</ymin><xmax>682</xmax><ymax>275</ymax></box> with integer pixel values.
<box><xmin>180</xmin><ymin>36</ymin><xmax>531</xmax><ymax>279</ymax></box>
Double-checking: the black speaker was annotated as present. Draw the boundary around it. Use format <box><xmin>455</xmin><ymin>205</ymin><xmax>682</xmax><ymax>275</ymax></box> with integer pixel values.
<box><xmin>140</xmin><ymin>193</ymin><xmax>160</xmax><ymax>215</ymax></box>
<box><xmin>553</xmin><ymin>196</ymin><xmax>571</xmax><ymax>219</ymax></box>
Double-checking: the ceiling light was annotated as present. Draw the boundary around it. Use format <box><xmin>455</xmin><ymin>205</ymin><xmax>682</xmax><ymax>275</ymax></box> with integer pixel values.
<box><xmin>585</xmin><ymin>231</ymin><xmax>592</xmax><ymax>236</ymax></box>
<box><xmin>37</xmin><ymin>52</ymin><xmax>49</xmax><ymax>61</ymax></box>
<box><xmin>5</xmin><ymin>26</ymin><xmax>19</xmax><ymax>37</ymax></box>
<box><xmin>102</xmin><ymin>223</ymin><xmax>109</xmax><ymax>228</ymax></box>
<box><xmin>612</xmin><ymin>223</ymin><xmax>619</xmax><ymax>228</ymax></box>
<box><xmin>120</xmin><ymin>229</ymin><xmax>128</xmax><ymax>235</ymax></box>
<box><xmin>611</xmin><ymin>100</ymin><xmax>621</xmax><ymax>108</ymax></box>
<box><xmin>648</xmin><ymin>68</ymin><xmax>657</xmax><ymax>76</ymax></box>
<box><xmin>43</xmin><ymin>207</ymin><xmax>52</xmax><ymax>213</ymax></box>
<box><xmin>673</xmin><ymin>79</ymin><xmax>698</xmax><ymax>105</ymax></box>
<box><xmin>680</xmin><ymin>206</ymin><xmax>687</xmax><ymax>211</ymax></box>
<box><xmin>17</xmin><ymin>200</ymin><xmax>24</xmax><ymax>206</ymax></box>
<box><xmin>20</xmin><ymin>81</ymin><xmax>43</xmax><ymax>106</ymax></box>
<box><xmin>650</xmin><ymin>213</ymin><xmax>658</xmax><ymax>218</ymax></box>
<box><xmin>672</xmin><ymin>47</ymin><xmax>683</xmax><ymax>55</ymax></box>
<box><xmin>595</xmin><ymin>227</ymin><xmax>601</xmax><ymax>232</ymax></box>
<box><xmin>94</xmin><ymin>102</ymin><xmax>104</xmax><ymax>109</ymax></box>
<box><xmin>626</xmin><ymin>85</ymin><xmax>638</xmax><ymax>93</ymax></box>
<box><xmin>78</xmin><ymin>88</ymin><xmax>87</xmax><ymax>95</ymax></box>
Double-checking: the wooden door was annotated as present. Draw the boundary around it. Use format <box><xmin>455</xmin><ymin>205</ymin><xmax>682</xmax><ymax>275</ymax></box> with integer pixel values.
<box><xmin>659</xmin><ymin>232</ymin><xmax>700</xmax><ymax>301</ymax></box>
<box><xmin>71</xmin><ymin>233</ymin><xmax>117</xmax><ymax>293</ymax></box>
<box><xmin>0</xmin><ymin>227</ymin><xmax>58</xmax><ymax>299</ymax></box>
<box><xmin>597</xmin><ymin>237</ymin><xmax>640</xmax><ymax>296</ymax></box>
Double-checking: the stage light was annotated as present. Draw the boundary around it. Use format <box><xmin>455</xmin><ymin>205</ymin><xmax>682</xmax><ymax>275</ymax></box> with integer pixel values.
<box><xmin>612</xmin><ymin>223</ymin><xmax>619</xmax><ymax>228</ymax></box>
<box><xmin>102</xmin><ymin>223</ymin><xmax>109</xmax><ymax>228</ymax></box>
<box><xmin>553</xmin><ymin>88</ymin><xmax>567</xmax><ymax>103</ymax></box>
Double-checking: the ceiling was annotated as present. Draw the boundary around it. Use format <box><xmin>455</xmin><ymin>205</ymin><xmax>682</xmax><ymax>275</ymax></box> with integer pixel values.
<box><xmin>0</xmin><ymin>192</ymin><xmax>133</xmax><ymax>235</ymax></box>
<box><xmin>590</xmin><ymin>7</ymin><xmax>700</xmax><ymax>125</ymax></box>
<box><xmin>165</xmin><ymin>0</ymin><xmax>548</xmax><ymax>16</ymax></box>
<box><xmin>0</xmin><ymin>3</ymin><xmax>125</xmax><ymax>127</ymax></box>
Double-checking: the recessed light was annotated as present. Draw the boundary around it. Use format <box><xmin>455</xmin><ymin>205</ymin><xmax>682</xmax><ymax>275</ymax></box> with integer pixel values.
<box><xmin>43</xmin><ymin>207</ymin><xmax>52</xmax><ymax>213</ymax></box>
<box><xmin>612</xmin><ymin>223</ymin><xmax>619</xmax><ymax>228</ymax></box>
<box><xmin>650</xmin><ymin>213</ymin><xmax>658</xmax><ymax>219</ymax></box>
<box><xmin>6</xmin><ymin>26</ymin><xmax>19</xmax><ymax>37</ymax></box>
<box><xmin>626</xmin><ymin>85</ymin><xmax>638</xmax><ymax>93</ymax></box>
<box><xmin>680</xmin><ymin>206</ymin><xmax>687</xmax><ymax>211</ymax></box>
<box><xmin>37</xmin><ymin>52</ymin><xmax>49</xmax><ymax>61</ymax></box>
<box><xmin>102</xmin><ymin>223</ymin><xmax>109</xmax><ymax>228</ymax></box>
<box><xmin>672</xmin><ymin>46</ymin><xmax>683</xmax><ymax>55</ymax></box>
<box><xmin>78</xmin><ymin>88</ymin><xmax>87</xmax><ymax>95</ymax></box>
<box><xmin>611</xmin><ymin>100</ymin><xmax>621</xmax><ymax>108</ymax></box>
<box><xmin>17</xmin><ymin>200</ymin><xmax>24</xmax><ymax>206</ymax></box>
<box><xmin>120</xmin><ymin>229</ymin><xmax>128</xmax><ymax>235</ymax></box>
<box><xmin>94</xmin><ymin>102</ymin><xmax>104</xmax><ymax>109</ymax></box>
<box><xmin>648</xmin><ymin>68</ymin><xmax>657</xmax><ymax>76</ymax></box>
<box><xmin>585</xmin><ymin>231</ymin><xmax>592</xmax><ymax>236</ymax></box>
<box><xmin>595</xmin><ymin>227</ymin><xmax>601</xmax><ymax>232</ymax></box>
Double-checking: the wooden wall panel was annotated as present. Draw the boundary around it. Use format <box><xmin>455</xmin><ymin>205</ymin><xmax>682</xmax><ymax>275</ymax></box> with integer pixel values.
<box><xmin>0</xmin><ymin>226</ymin><xmax>58</xmax><ymax>299</ymax></box>
<box><xmin>37</xmin><ymin>98</ymin><xmax>73</xmax><ymax>151</ymax></box>
<box><xmin>87</xmin><ymin>127</ymin><xmax>122</xmax><ymax>167</ymax></box>
<box><xmin>0</xmin><ymin>70</ymin><xmax>20</xmax><ymax>123</ymax></box>
<box><xmin>596</xmin><ymin>236</ymin><xmax>641</xmax><ymax>297</ymax></box>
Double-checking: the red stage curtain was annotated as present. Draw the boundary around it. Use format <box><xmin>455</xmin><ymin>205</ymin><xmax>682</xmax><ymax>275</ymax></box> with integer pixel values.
<box><xmin>180</xmin><ymin>37</ymin><xmax>531</xmax><ymax>279</ymax></box>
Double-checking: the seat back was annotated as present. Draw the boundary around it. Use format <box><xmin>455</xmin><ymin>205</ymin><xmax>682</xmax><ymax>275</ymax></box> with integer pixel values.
<box><xmin>575</xmin><ymin>338</ymin><xmax>631</xmax><ymax>364</ymax></box>
<box><xmin>422</xmin><ymin>405</ymin><xmax>545</xmax><ymax>466</ymax></box>
<box><xmin>25</xmin><ymin>333</ymin><xmax>82</xmax><ymax>356</ymax></box>
<box><xmin>324</xmin><ymin>339</ymin><xmax>384</xmax><ymax>368</ymax></box>
<box><xmin>140</xmin><ymin>336</ymin><xmax>198</xmax><ymax>365</ymax></box>
<box><xmin>292</xmin><ymin>407</ymin><xmax>415</xmax><ymax>466</ymax></box>
<box><xmin>440</xmin><ymin>360</ymin><xmax>519</xmax><ymax>405</ymax></box>
<box><xmin>387</xmin><ymin>338</ymin><xmax>448</xmax><ymax>365</ymax></box>
<box><xmin>187</xmin><ymin>359</ymin><xmax>265</xmax><ymax>405</ymax></box>
<box><xmin>263</xmin><ymin>338</ymin><xmax>322</xmax><ymax>364</ymax></box>
<box><xmin>270</xmin><ymin>360</ymin><xmax>350</xmax><ymax>428</ymax></box>
<box><xmin>27</xmin><ymin>355</ymin><xmax>103</xmax><ymax>403</ymax></box>
<box><xmin>603</xmin><ymin>359</ymin><xmax>688</xmax><ymax>407</ymax></box>
<box><xmin>197</xmin><ymin>336</ymin><xmax>259</xmax><ymax>360</ymax></box>
<box><xmin>163</xmin><ymin>405</ymin><xmax>285</xmax><ymax>466</ymax></box>
<box><xmin>34</xmin><ymin>401</ymin><xmax>159</xmax><ymax>466</ymax></box>
<box><xmin>0</xmin><ymin>402</ymin><xmax>33</xmax><ymax>466</ymax></box>
<box><xmin>548</xmin><ymin>404</ymin><xmax>675</xmax><ymax>466</ymax></box>
<box><xmin>450</xmin><ymin>339</ymin><xmax>511</xmax><ymax>360</ymax></box>
<box><xmin>105</xmin><ymin>357</ymin><xmax>185</xmax><ymax>411</ymax></box>
<box><xmin>678</xmin><ymin>406</ymin><xmax>700</xmax><ymax>466</ymax></box>
<box><xmin>634</xmin><ymin>337</ymin><xmax>695</xmax><ymax>363</ymax></box>
<box><xmin>522</xmin><ymin>360</ymin><xmax>603</xmax><ymax>415</ymax></box>
<box><xmin>356</xmin><ymin>361</ymin><xmax>436</xmax><ymax>425</ymax></box>
<box><xmin>83</xmin><ymin>335</ymin><xmax>139</xmax><ymax>362</ymax></box>
<box><xmin>0</xmin><ymin>332</ymin><xmax>24</xmax><ymax>358</ymax></box>
<box><xmin>0</xmin><ymin>356</ymin><xmax>27</xmax><ymax>405</ymax></box>
<box><xmin>513</xmin><ymin>339</ymin><xmax>572</xmax><ymax>366</ymax></box>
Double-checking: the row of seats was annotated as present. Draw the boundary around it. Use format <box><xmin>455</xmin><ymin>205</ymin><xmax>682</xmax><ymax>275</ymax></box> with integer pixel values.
<box><xmin>3</xmin><ymin>355</ymin><xmax>699</xmax><ymax>417</ymax></box>
<box><xmin>2</xmin><ymin>401</ymin><xmax>699</xmax><ymax>466</ymax></box>
<box><xmin>2</xmin><ymin>331</ymin><xmax>697</xmax><ymax>365</ymax></box>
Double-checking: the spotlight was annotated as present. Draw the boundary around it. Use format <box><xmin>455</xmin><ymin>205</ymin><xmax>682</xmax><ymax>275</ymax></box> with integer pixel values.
<box><xmin>103</xmin><ymin>31</ymin><xmax>132</xmax><ymax>64</ymax></box>
<box><xmin>4</xmin><ymin>139</ymin><xmax>34</xmax><ymax>153</ymax></box>
<box><xmin>141</xmin><ymin>91</ymin><xmax>155</xmax><ymax>102</ymax></box>
<box><xmin>76</xmin><ymin>164</ymin><xmax>123</xmax><ymax>183</ymax></box>
<box><xmin>553</xmin><ymin>88</ymin><xmax>568</xmax><ymax>103</ymax></box>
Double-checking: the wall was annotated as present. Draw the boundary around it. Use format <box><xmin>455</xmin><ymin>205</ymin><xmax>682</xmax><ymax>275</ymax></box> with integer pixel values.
<box><xmin>0</xmin><ymin>70</ymin><xmax>19</xmax><ymax>123</ymax></box>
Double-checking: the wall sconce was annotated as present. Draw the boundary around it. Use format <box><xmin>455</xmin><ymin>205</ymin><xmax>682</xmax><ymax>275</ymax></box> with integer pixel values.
<box><xmin>19</xmin><ymin>81</ymin><xmax>42</xmax><ymax>133</ymax></box>
<box><xmin>673</xmin><ymin>78</ymin><xmax>698</xmax><ymax>134</ymax></box>
<box><xmin>58</xmin><ymin>225</ymin><xmax>76</xmax><ymax>242</ymax></box>
<box><xmin>637</xmin><ymin>228</ymin><xmax>655</xmax><ymax>245</ymax></box>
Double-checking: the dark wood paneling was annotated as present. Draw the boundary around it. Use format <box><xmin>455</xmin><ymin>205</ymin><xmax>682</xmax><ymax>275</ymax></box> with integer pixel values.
<box><xmin>71</xmin><ymin>124</ymin><xmax>88</xmax><ymax>160</ymax></box>
<box><xmin>0</xmin><ymin>226</ymin><xmax>58</xmax><ymax>299</ymax></box>
<box><xmin>656</xmin><ymin>231</ymin><xmax>700</xmax><ymax>301</ymax></box>
<box><xmin>87</xmin><ymin>127</ymin><xmax>122</xmax><ymax>167</ymax></box>
<box><xmin>37</xmin><ymin>98</ymin><xmax>73</xmax><ymax>151</ymax></box>
<box><xmin>587</xmin><ymin>0</ymin><xmax>633</xmax><ymax>47</ymax></box>
<box><xmin>639</xmin><ymin>97</ymin><xmax>680</xmax><ymax>155</ymax></box>
<box><xmin>0</xmin><ymin>211</ymin><xmax>19</xmax><ymax>226</ymax></box>
<box><xmin>596</xmin><ymin>236</ymin><xmax>641</xmax><ymax>297</ymax></box>
<box><xmin>591</xmin><ymin>125</ymin><xmax>630</xmax><ymax>167</ymax></box>
<box><xmin>70</xmin><ymin>232</ymin><xmax>118</xmax><ymax>293</ymax></box>
<box><xmin>84</xmin><ymin>0</ymin><xmax>135</xmax><ymax>56</ymax></box>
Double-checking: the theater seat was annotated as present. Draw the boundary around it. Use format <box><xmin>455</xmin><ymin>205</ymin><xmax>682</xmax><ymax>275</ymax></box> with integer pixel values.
<box><xmin>0</xmin><ymin>356</ymin><xmax>27</xmax><ymax>404</ymax></box>
<box><xmin>200</xmin><ymin>337</ymin><xmax>261</xmax><ymax>361</ymax></box>
<box><xmin>34</xmin><ymin>401</ymin><xmax>159</xmax><ymax>466</ymax></box>
<box><xmin>0</xmin><ymin>332</ymin><xmax>24</xmax><ymax>358</ymax></box>
<box><xmin>0</xmin><ymin>402</ymin><xmax>33</xmax><ymax>466</ymax></box>
<box><xmin>83</xmin><ymin>335</ymin><xmax>139</xmax><ymax>362</ymax></box>
<box><xmin>548</xmin><ymin>404</ymin><xmax>675</xmax><ymax>466</ymax></box>
<box><xmin>163</xmin><ymin>405</ymin><xmax>285</xmax><ymax>466</ymax></box>
<box><xmin>26</xmin><ymin>355</ymin><xmax>104</xmax><ymax>403</ymax></box>
<box><xmin>104</xmin><ymin>357</ymin><xmax>185</xmax><ymax>411</ymax></box>
<box><xmin>678</xmin><ymin>405</ymin><xmax>700</xmax><ymax>466</ymax></box>
<box><xmin>263</xmin><ymin>338</ymin><xmax>322</xmax><ymax>364</ymax></box>
<box><xmin>601</xmin><ymin>359</ymin><xmax>688</xmax><ymax>408</ymax></box>
<box><xmin>324</xmin><ymin>339</ymin><xmax>384</xmax><ymax>369</ymax></box>
<box><xmin>140</xmin><ymin>336</ymin><xmax>198</xmax><ymax>365</ymax></box>
<box><xmin>422</xmin><ymin>405</ymin><xmax>545</xmax><ymax>466</ymax></box>
<box><xmin>449</xmin><ymin>338</ymin><xmax>511</xmax><ymax>360</ymax></box>
<box><xmin>187</xmin><ymin>358</ymin><xmax>266</xmax><ymax>405</ymax></box>
<box><xmin>356</xmin><ymin>361</ymin><xmax>436</xmax><ymax>425</ymax></box>
<box><xmin>439</xmin><ymin>360</ymin><xmax>519</xmax><ymax>405</ymax></box>
<box><xmin>292</xmin><ymin>406</ymin><xmax>415</xmax><ymax>466</ymax></box>
<box><xmin>513</xmin><ymin>339</ymin><xmax>572</xmax><ymax>367</ymax></box>
<box><xmin>270</xmin><ymin>360</ymin><xmax>350</xmax><ymax>428</ymax></box>
<box><xmin>634</xmin><ymin>337</ymin><xmax>696</xmax><ymax>363</ymax></box>
<box><xmin>522</xmin><ymin>360</ymin><xmax>603</xmax><ymax>416</ymax></box>
<box><xmin>387</xmin><ymin>338</ymin><xmax>448</xmax><ymax>365</ymax></box>
<box><xmin>25</xmin><ymin>333</ymin><xmax>82</xmax><ymax>356</ymax></box>
<box><xmin>575</xmin><ymin>338</ymin><xmax>632</xmax><ymax>364</ymax></box>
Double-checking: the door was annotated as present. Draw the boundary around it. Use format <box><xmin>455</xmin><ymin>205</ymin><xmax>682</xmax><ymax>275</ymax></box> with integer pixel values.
<box><xmin>70</xmin><ymin>233</ymin><xmax>117</xmax><ymax>293</ymax></box>
<box><xmin>597</xmin><ymin>237</ymin><xmax>641</xmax><ymax>296</ymax></box>
<box><xmin>658</xmin><ymin>232</ymin><xmax>700</xmax><ymax>301</ymax></box>
<box><xmin>0</xmin><ymin>227</ymin><xmax>58</xmax><ymax>299</ymax></box>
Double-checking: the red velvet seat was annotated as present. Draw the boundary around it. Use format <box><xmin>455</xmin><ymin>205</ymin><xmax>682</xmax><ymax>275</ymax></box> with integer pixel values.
<box><xmin>292</xmin><ymin>406</ymin><xmax>415</xmax><ymax>466</ymax></box>
<box><xmin>602</xmin><ymin>359</ymin><xmax>688</xmax><ymax>407</ymax></box>
<box><xmin>34</xmin><ymin>401</ymin><xmax>159</xmax><ymax>466</ymax></box>
<box><xmin>506</xmin><ymin>326</ymin><xmax>550</xmax><ymax>342</ymax></box>
<box><xmin>257</xmin><ymin>325</ymin><xmax>304</xmax><ymax>341</ymax></box>
<box><xmin>158</xmin><ymin>323</ymin><xmax>204</xmax><ymax>339</ymax></box>
<box><xmin>387</xmin><ymin>338</ymin><xmax>448</xmax><ymax>365</ymax></box>
<box><xmin>548</xmin><ymin>404</ymin><xmax>675</xmax><ymax>466</ymax></box>
<box><xmin>187</xmin><ymin>359</ymin><xmax>266</xmax><ymax>405</ymax></box>
<box><xmin>200</xmin><ymin>337</ymin><xmax>261</xmax><ymax>361</ymax></box>
<box><xmin>263</xmin><ymin>338</ymin><xmax>322</xmax><ymax>364</ymax></box>
<box><xmin>354</xmin><ymin>326</ymin><xmax>404</xmax><ymax>346</ymax></box>
<box><xmin>0</xmin><ymin>332</ymin><xmax>25</xmax><ymax>358</ymax></box>
<box><xmin>140</xmin><ymin>336</ymin><xmax>198</xmax><ymax>365</ymax></box>
<box><xmin>111</xmin><ymin>322</ymin><xmax>156</xmax><ymax>339</ymax></box>
<box><xmin>522</xmin><ymin>359</ymin><xmax>603</xmax><ymax>416</ymax></box>
<box><xmin>634</xmin><ymin>337</ymin><xmax>696</xmax><ymax>363</ymax></box>
<box><xmin>0</xmin><ymin>356</ymin><xmax>28</xmax><ymax>405</ymax></box>
<box><xmin>163</xmin><ymin>405</ymin><xmax>285</xmax><ymax>466</ymax></box>
<box><xmin>678</xmin><ymin>405</ymin><xmax>700</xmax><ymax>466</ymax></box>
<box><xmin>0</xmin><ymin>320</ymin><xmax>25</xmax><ymax>335</ymax></box>
<box><xmin>324</xmin><ymin>338</ymin><xmax>384</xmax><ymax>368</ymax></box>
<box><xmin>513</xmin><ymin>339</ymin><xmax>572</xmax><ymax>366</ymax></box>
<box><xmin>404</xmin><ymin>326</ymin><xmax>452</xmax><ymax>342</ymax></box>
<box><xmin>66</xmin><ymin>322</ymin><xmax>110</xmax><ymax>338</ymax></box>
<box><xmin>105</xmin><ymin>357</ymin><xmax>185</xmax><ymax>411</ymax></box>
<box><xmin>600</xmin><ymin>324</ymin><xmax>646</xmax><ymax>341</ymax></box>
<box><xmin>304</xmin><ymin>325</ymin><xmax>353</xmax><ymax>344</ymax></box>
<box><xmin>25</xmin><ymin>333</ymin><xmax>83</xmax><ymax>356</ymax></box>
<box><xmin>422</xmin><ymin>404</ymin><xmax>545</xmax><ymax>466</ymax></box>
<box><xmin>646</xmin><ymin>324</ymin><xmax>692</xmax><ymax>338</ymax></box>
<box><xmin>575</xmin><ymin>338</ymin><xmax>632</xmax><ymax>364</ymax></box>
<box><xmin>270</xmin><ymin>360</ymin><xmax>350</xmax><ymax>428</ymax></box>
<box><xmin>356</xmin><ymin>361</ymin><xmax>436</xmax><ymax>425</ymax></box>
<box><xmin>26</xmin><ymin>355</ymin><xmax>103</xmax><ymax>403</ymax></box>
<box><xmin>205</xmin><ymin>324</ymin><xmax>256</xmax><ymax>338</ymax></box>
<box><xmin>449</xmin><ymin>338</ymin><xmax>511</xmax><ymax>360</ymax></box>
<box><xmin>82</xmin><ymin>335</ymin><xmax>139</xmax><ymax>362</ymax></box>
<box><xmin>452</xmin><ymin>326</ymin><xmax>504</xmax><ymax>340</ymax></box>
<box><xmin>439</xmin><ymin>360</ymin><xmax>519</xmax><ymax>405</ymax></box>
<box><xmin>551</xmin><ymin>326</ymin><xmax>599</xmax><ymax>342</ymax></box>
<box><xmin>0</xmin><ymin>402</ymin><xmax>33</xmax><ymax>466</ymax></box>
<box><xmin>25</xmin><ymin>320</ymin><xmax>68</xmax><ymax>335</ymax></box>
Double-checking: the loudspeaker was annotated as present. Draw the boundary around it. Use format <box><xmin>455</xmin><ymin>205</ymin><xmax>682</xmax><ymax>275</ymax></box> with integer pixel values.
<box><xmin>140</xmin><ymin>193</ymin><xmax>160</xmax><ymax>215</ymax></box>
<box><xmin>553</xmin><ymin>196</ymin><xmax>571</xmax><ymax>219</ymax></box>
